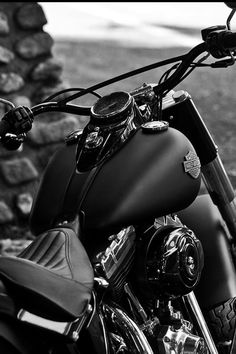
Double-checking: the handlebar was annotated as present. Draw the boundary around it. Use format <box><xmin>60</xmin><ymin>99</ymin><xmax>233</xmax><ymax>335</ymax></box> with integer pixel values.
<box><xmin>153</xmin><ymin>42</ymin><xmax>207</xmax><ymax>96</ymax></box>
<box><xmin>0</xmin><ymin>102</ymin><xmax>91</xmax><ymax>139</ymax></box>
<box><xmin>31</xmin><ymin>102</ymin><xmax>91</xmax><ymax>117</ymax></box>
<box><xmin>0</xmin><ymin>27</ymin><xmax>236</xmax><ymax>141</ymax></box>
<box><xmin>154</xmin><ymin>29</ymin><xmax>236</xmax><ymax>96</ymax></box>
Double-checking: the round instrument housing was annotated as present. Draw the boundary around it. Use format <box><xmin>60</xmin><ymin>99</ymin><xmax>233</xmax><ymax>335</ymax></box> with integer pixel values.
<box><xmin>90</xmin><ymin>91</ymin><xmax>134</xmax><ymax>126</ymax></box>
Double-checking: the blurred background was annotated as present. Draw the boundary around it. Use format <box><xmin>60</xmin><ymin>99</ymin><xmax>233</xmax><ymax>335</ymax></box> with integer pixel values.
<box><xmin>41</xmin><ymin>2</ymin><xmax>230</xmax><ymax>47</ymax></box>
<box><xmin>40</xmin><ymin>1</ymin><xmax>236</xmax><ymax>172</ymax></box>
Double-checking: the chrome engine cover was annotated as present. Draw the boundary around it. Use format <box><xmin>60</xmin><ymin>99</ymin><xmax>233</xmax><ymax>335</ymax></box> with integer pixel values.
<box><xmin>133</xmin><ymin>215</ymin><xmax>204</xmax><ymax>301</ymax></box>
<box><xmin>147</xmin><ymin>226</ymin><xmax>204</xmax><ymax>299</ymax></box>
<box><xmin>157</xmin><ymin>324</ymin><xmax>208</xmax><ymax>353</ymax></box>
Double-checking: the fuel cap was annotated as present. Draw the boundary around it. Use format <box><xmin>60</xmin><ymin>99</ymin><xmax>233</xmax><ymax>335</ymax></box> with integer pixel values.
<box><xmin>142</xmin><ymin>121</ymin><xmax>169</xmax><ymax>133</ymax></box>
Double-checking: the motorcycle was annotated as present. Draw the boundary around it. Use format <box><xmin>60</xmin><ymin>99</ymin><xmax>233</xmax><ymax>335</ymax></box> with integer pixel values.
<box><xmin>0</xmin><ymin>2</ymin><xmax>236</xmax><ymax>353</ymax></box>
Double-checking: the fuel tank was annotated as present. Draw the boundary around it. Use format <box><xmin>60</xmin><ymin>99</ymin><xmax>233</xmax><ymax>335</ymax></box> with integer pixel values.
<box><xmin>30</xmin><ymin>126</ymin><xmax>201</xmax><ymax>236</ymax></box>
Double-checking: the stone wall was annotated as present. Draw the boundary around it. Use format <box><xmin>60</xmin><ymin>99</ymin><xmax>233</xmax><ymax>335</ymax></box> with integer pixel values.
<box><xmin>0</xmin><ymin>2</ymin><xmax>83</xmax><ymax>240</ymax></box>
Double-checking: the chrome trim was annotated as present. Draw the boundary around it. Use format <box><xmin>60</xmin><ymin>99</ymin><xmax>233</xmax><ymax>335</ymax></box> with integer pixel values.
<box><xmin>98</xmin><ymin>310</ymin><xmax>110</xmax><ymax>354</ymax></box>
<box><xmin>96</xmin><ymin>226</ymin><xmax>135</xmax><ymax>279</ymax></box>
<box><xmin>124</xmin><ymin>283</ymin><xmax>148</xmax><ymax>323</ymax></box>
<box><xmin>159</xmin><ymin>325</ymin><xmax>207</xmax><ymax>353</ymax></box>
<box><xmin>172</xmin><ymin>90</ymin><xmax>191</xmax><ymax>103</ymax></box>
<box><xmin>103</xmin><ymin>304</ymin><xmax>154</xmax><ymax>354</ymax></box>
<box><xmin>65</xmin><ymin>128</ymin><xmax>83</xmax><ymax>145</ymax></box>
<box><xmin>201</xmin><ymin>156</ymin><xmax>235</xmax><ymax>205</ymax></box>
<box><xmin>17</xmin><ymin>305</ymin><xmax>93</xmax><ymax>342</ymax></box>
<box><xmin>201</xmin><ymin>155</ymin><xmax>236</xmax><ymax>239</ymax></box>
<box><xmin>183</xmin><ymin>150</ymin><xmax>201</xmax><ymax>179</ymax></box>
<box><xmin>91</xmin><ymin>91</ymin><xmax>134</xmax><ymax>120</ymax></box>
<box><xmin>162</xmin><ymin>89</ymin><xmax>184</xmax><ymax>110</ymax></box>
<box><xmin>141</xmin><ymin>120</ymin><xmax>169</xmax><ymax>132</ymax></box>
<box><xmin>85</xmin><ymin>291</ymin><xmax>97</xmax><ymax>329</ymax></box>
<box><xmin>109</xmin><ymin>333</ymin><xmax>127</xmax><ymax>353</ymax></box>
<box><xmin>85</xmin><ymin>130</ymin><xmax>104</xmax><ymax>149</ymax></box>
<box><xmin>184</xmin><ymin>292</ymin><xmax>218</xmax><ymax>354</ymax></box>
<box><xmin>94</xmin><ymin>277</ymin><xmax>109</xmax><ymax>288</ymax></box>
<box><xmin>130</xmin><ymin>83</ymin><xmax>156</xmax><ymax>103</ymax></box>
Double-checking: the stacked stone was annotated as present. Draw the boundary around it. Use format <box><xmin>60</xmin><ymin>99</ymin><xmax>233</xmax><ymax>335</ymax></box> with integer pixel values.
<box><xmin>0</xmin><ymin>3</ymin><xmax>83</xmax><ymax>239</ymax></box>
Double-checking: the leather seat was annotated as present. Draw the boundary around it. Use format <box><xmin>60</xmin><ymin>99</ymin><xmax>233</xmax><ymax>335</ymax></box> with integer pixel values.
<box><xmin>0</xmin><ymin>226</ymin><xmax>94</xmax><ymax>321</ymax></box>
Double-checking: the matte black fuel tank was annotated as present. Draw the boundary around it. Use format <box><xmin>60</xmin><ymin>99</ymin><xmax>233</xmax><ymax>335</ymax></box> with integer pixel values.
<box><xmin>30</xmin><ymin>127</ymin><xmax>201</xmax><ymax>236</ymax></box>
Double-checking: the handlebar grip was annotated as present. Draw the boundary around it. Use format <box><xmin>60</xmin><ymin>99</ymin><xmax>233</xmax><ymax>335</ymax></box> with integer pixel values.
<box><xmin>221</xmin><ymin>31</ymin><xmax>236</xmax><ymax>50</ymax></box>
<box><xmin>0</xmin><ymin>119</ymin><xmax>10</xmax><ymax>137</ymax></box>
<box><xmin>206</xmin><ymin>30</ymin><xmax>236</xmax><ymax>58</ymax></box>
<box><xmin>0</xmin><ymin>106</ymin><xmax>34</xmax><ymax>137</ymax></box>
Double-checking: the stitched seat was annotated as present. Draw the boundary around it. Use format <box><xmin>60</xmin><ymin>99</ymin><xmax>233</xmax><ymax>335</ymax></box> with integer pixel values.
<box><xmin>0</xmin><ymin>227</ymin><xmax>94</xmax><ymax>321</ymax></box>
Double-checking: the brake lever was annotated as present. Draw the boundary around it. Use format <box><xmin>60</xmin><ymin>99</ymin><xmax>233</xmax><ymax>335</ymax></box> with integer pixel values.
<box><xmin>211</xmin><ymin>53</ymin><xmax>236</xmax><ymax>68</ymax></box>
<box><xmin>0</xmin><ymin>133</ymin><xmax>25</xmax><ymax>151</ymax></box>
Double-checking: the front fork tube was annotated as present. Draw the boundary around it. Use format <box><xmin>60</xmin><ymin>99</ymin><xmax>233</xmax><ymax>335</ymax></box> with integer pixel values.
<box><xmin>201</xmin><ymin>154</ymin><xmax>236</xmax><ymax>241</ymax></box>
<box><xmin>183</xmin><ymin>292</ymin><xmax>218</xmax><ymax>354</ymax></box>
<box><xmin>163</xmin><ymin>91</ymin><xmax>236</xmax><ymax>241</ymax></box>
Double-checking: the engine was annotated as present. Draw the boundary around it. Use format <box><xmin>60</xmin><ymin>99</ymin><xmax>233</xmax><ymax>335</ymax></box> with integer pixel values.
<box><xmin>93</xmin><ymin>215</ymin><xmax>207</xmax><ymax>353</ymax></box>
<box><xmin>156</xmin><ymin>322</ymin><xmax>207</xmax><ymax>353</ymax></box>
<box><xmin>132</xmin><ymin>214</ymin><xmax>204</xmax><ymax>301</ymax></box>
<box><xmin>93</xmin><ymin>225</ymin><xmax>136</xmax><ymax>301</ymax></box>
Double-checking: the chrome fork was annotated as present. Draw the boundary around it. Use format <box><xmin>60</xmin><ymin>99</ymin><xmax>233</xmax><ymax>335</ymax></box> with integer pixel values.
<box><xmin>184</xmin><ymin>292</ymin><xmax>218</xmax><ymax>354</ymax></box>
<box><xmin>202</xmin><ymin>155</ymin><xmax>236</xmax><ymax>240</ymax></box>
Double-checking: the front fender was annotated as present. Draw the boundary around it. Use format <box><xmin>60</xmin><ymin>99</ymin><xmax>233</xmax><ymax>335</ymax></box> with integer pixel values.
<box><xmin>178</xmin><ymin>191</ymin><xmax>236</xmax><ymax>309</ymax></box>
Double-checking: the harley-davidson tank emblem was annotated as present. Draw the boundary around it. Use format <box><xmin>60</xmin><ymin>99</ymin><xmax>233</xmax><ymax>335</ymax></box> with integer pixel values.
<box><xmin>183</xmin><ymin>151</ymin><xmax>201</xmax><ymax>179</ymax></box>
